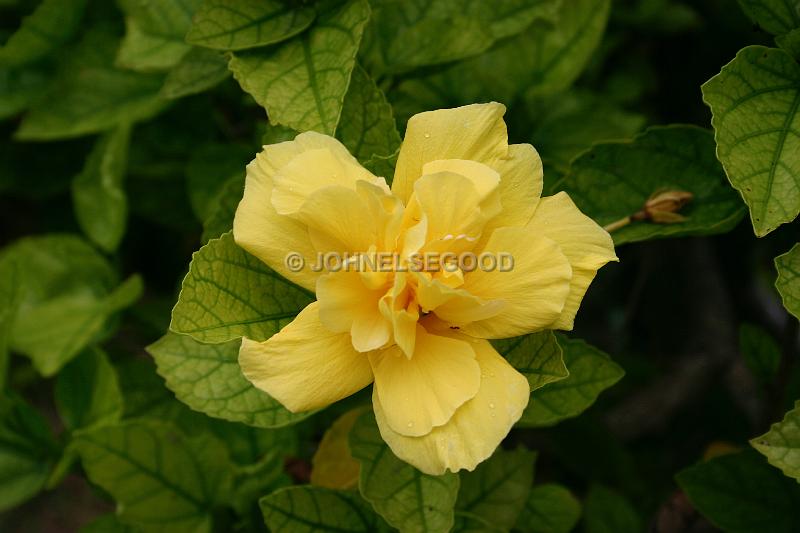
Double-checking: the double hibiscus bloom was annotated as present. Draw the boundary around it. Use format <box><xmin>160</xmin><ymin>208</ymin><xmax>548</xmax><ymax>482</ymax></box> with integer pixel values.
<box><xmin>233</xmin><ymin>102</ymin><xmax>616</xmax><ymax>475</ymax></box>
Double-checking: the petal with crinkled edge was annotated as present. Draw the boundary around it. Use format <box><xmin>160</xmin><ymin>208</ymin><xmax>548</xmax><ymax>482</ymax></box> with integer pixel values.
<box><xmin>368</xmin><ymin>326</ymin><xmax>480</xmax><ymax>437</ymax></box>
<box><xmin>526</xmin><ymin>192</ymin><xmax>617</xmax><ymax>330</ymax></box>
<box><xmin>373</xmin><ymin>338</ymin><xmax>529</xmax><ymax>475</ymax></box>
<box><xmin>392</xmin><ymin>103</ymin><xmax>508</xmax><ymax>203</ymax></box>
<box><xmin>460</xmin><ymin>228</ymin><xmax>572</xmax><ymax>338</ymax></box>
<box><xmin>239</xmin><ymin>302</ymin><xmax>372</xmax><ymax>413</ymax></box>
<box><xmin>233</xmin><ymin>132</ymin><xmax>354</xmax><ymax>290</ymax></box>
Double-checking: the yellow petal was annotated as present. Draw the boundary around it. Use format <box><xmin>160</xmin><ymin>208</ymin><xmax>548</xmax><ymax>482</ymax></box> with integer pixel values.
<box><xmin>233</xmin><ymin>144</ymin><xmax>323</xmax><ymax>291</ymax></box>
<box><xmin>412</xmin><ymin>272</ymin><xmax>505</xmax><ymax>326</ymax></box>
<box><xmin>392</xmin><ymin>103</ymin><xmax>508</xmax><ymax>203</ymax></box>
<box><xmin>482</xmin><ymin>143</ymin><xmax>544</xmax><ymax>234</ymax></box>
<box><xmin>526</xmin><ymin>192</ymin><xmax>617</xmax><ymax>329</ymax></box>
<box><xmin>311</xmin><ymin>406</ymin><xmax>368</xmax><ymax>490</ymax></box>
<box><xmin>239</xmin><ymin>302</ymin><xmax>372</xmax><ymax>412</ymax></box>
<box><xmin>316</xmin><ymin>270</ymin><xmax>391</xmax><ymax>352</ymax></box>
<box><xmin>460</xmin><ymin>227</ymin><xmax>572</xmax><ymax>338</ymax></box>
<box><xmin>412</xmin><ymin>172</ymin><xmax>486</xmax><ymax>246</ymax></box>
<box><xmin>270</xmin><ymin>135</ymin><xmax>386</xmax><ymax>216</ymax></box>
<box><xmin>373</xmin><ymin>338</ymin><xmax>530</xmax><ymax>475</ymax></box>
<box><xmin>378</xmin><ymin>273</ymin><xmax>419</xmax><ymax>357</ymax></box>
<box><xmin>368</xmin><ymin>326</ymin><xmax>480</xmax><ymax>437</ymax></box>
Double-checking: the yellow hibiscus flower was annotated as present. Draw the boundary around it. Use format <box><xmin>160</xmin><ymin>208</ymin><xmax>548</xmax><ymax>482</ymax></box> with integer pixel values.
<box><xmin>233</xmin><ymin>102</ymin><xmax>617</xmax><ymax>475</ymax></box>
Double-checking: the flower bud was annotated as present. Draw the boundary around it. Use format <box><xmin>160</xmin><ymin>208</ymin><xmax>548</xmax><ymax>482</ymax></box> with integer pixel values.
<box><xmin>632</xmin><ymin>190</ymin><xmax>693</xmax><ymax>223</ymax></box>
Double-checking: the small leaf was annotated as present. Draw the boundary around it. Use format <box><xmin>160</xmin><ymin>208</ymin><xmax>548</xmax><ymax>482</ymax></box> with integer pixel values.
<box><xmin>455</xmin><ymin>448</ymin><xmax>536</xmax><ymax>532</ymax></box>
<box><xmin>185</xmin><ymin>142</ymin><xmax>251</xmax><ymax>221</ymax></box>
<box><xmin>737</xmin><ymin>0</ymin><xmax>800</xmax><ymax>35</ymax></box>
<box><xmin>0</xmin><ymin>393</ymin><xmax>58</xmax><ymax>512</ymax></box>
<box><xmin>261</xmin><ymin>485</ymin><xmax>387</xmax><ymax>532</ymax></box>
<box><xmin>775</xmin><ymin>243</ymin><xmax>800</xmax><ymax>319</ymax></box>
<box><xmin>349</xmin><ymin>411</ymin><xmax>460</xmax><ymax>533</ymax></box>
<box><xmin>161</xmin><ymin>47</ymin><xmax>230</xmax><ymax>99</ymax></box>
<box><xmin>739</xmin><ymin>323</ymin><xmax>782</xmax><ymax>384</ymax></box>
<box><xmin>516</xmin><ymin>484</ymin><xmax>582</xmax><ymax>533</ymax></box>
<box><xmin>676</xmin><ymin>450</ymin><xmax>800</xmax><ymax>533</ymax></box>
<box><xmin>147</xmin><ymin>332</ymin><xmax>309</xmax><ymax>428</ymax></box>
<box><xmin>170</xmin><ymin>232</ymin><xmax>314</xmax><ymax>343</ymax></box>
<box><xmin>751</xmin><ymin>400</ymin><xmax>800</xmax><ymax>480</ymax></box>
<box><xmin>362</xmin><ymin>0</ymin><xmax>562</xmax><ymax>75</ymax></box>
<box><xmin>75</xmin><ymin>420</ymin><xmax>234</xmax><ymax>532</ymax></box>
<box><xmin>336</xmin><ymin>64</ymin><xmax>401</xmax><ymax>180</ymax></box>
<box><xmin>494</xmin><ymin>331</ymin><xmax>569</xmax><ymax>393</ymax></box>
<box><xmin>583</xmin><ymin>484</ymin><xmax>642</xmax><ymax>533</ymax></box>
<box><xmin>777</xmin><ymin>28</ymin><xmax>800</xmax><ymax>59</ymax></box>
<box><xmin>229</xmin><ymin>0</ymin><xmax>371</xmax><ymax>135</ymax></box>
<box><xmin>0</xmin><ymin>0</ymin><xmax>87</xmax><ymax>67</ymax></box>
<box><xmin>201</xmin><ymin>174</ymin><xmax>244</xmax><ymax>243</ymax></box>
<box><xmin>72</xmin><ymin>124</ymin><xmax>131</xmax><ymax>252</ymax></box>
<box><xmin>529</xmin><ymin>90</ymin><xmax>646</xmax><ymax>174</ymax></box>
<box><xmin>55</xmin><ymin>348</ymin><xmax>123</xmax><ymax>431</ymax></box>
<box><xmin>2</xmin><ymin>235</ymin><xmax>141</xmax><ymax>376</ymax></box>
<box><xmin>186</xmin><ymin>0</ymin><xmax>316</xmax><ymax>51</ymax></box>
<box><xmin>0</xmin><ymin>65</ymin><xmax>49</xmax><ymax>120</ymax></box>
<box><xmin>115</xmin><ymin>0</ymin><xmax>202</xmax><ymax>72</ymax></box>
<box><xmin>560</xmin><ymin>125</ymin><xmax>746</xmax><ymax>245</ymax></box>
<box><xmin>518</xmin><ymin>335</ymin><xmax>623</xmax><ymax>427</ymax></box>
<box><xmin>702</xmin><ymin>46</ymin><xmax>800</xmax><ymax>237</ymax></box>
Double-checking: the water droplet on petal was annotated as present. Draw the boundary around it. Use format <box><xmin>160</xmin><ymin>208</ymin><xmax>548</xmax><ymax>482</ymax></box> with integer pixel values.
<box><xmin>489</xmin><ymin>403</ymin><xmax>495</xmax><ymax>409</ymax></box>
<box><xmin>424</xmin><ymin>133</ymin><xmax>431</xmax><ymax>139</ymax></box>
<box><xmin>407</xmin><ymin>421</ymin><xmax>414</xmax><ymax>428</ymax></box>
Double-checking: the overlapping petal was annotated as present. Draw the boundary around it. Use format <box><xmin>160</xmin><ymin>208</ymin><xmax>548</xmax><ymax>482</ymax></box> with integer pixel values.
<box><xmin>526</xmin><ymin>192</ymin><xmax>617</xmax><ymax>329</ymax></box>
<box><xmin>239</xmin><ymin>302</ymin><xmax>373</xmax><ymax>412</ymax></box>
<box><xmin>459</xmin><ymin>227</ymin><xmax>573</xmax><ymax>338</ymax></box>
<box><xmin>373</xmin><ymin>337</ymin><xmax>530</xmax><ymax>475</ymax></box>
<box><xmin>368</xmin><ymin>326</ymin><xmax>480</xmax><ymax>437</ymax></box>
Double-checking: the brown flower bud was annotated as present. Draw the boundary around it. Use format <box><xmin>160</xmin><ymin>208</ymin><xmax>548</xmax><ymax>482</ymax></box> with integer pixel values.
<box><xmin>631</xmin><ymin>189</ymin><xmax>693</xmax><ymax>224</ymax></box>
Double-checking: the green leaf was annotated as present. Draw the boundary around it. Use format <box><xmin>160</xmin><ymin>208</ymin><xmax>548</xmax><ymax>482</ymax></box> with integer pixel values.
<box><xmin>170</xmin><ymin>232</ymin><xmax>313</xmax><ymax>343</ymax></box>
<box><xmin>0</xmin><ymin>65</ymin><xmax>49</xmax><ymax>120</ymax></box>
<box><xmin>494</xmin><ymin>331</ymin><xmax>569</xmax><ymax>393</ymax></box>
<box><xmin>201</xmin><ymin>174</ymin><xmax>244</xmax><ymax>243</ymax></box>
<box><xmin>0</xmin><ymin>0</ymin><xmax>87</xmax><ymax>68</ymax></box>
<box><xmin>336</xmin><ymin>64</ymin><xmax>401</xmax><ymax>180</ymax></box>
<box><xmin>147</xmin><ymin>332</ymin><xmax>309</xmax><ymax>428</ymax></box>
<box><xmin>185</xmin><ymin>142</ymin><xmax>251</xmax><ymax>221</ymax></box>
<box><xmin>751</xmin><ymin>400</ymin><xmax>800</xmax><ymax>480</ymax></box>
<box><xmin>186</xmin><ymin>0</ymin><xmax>316</xmax><ymax>51</ymax></box>
<box><xmin>524</xmin><ymin>0</ymin><xmax>610</xmax><ymax>97</ymax></box>
<box><xmin>583</xmin><ymin>484</ymin><xmax>641</xmax><ymax>533</ymax></box>
<box><xmin>115</xmin><ymin>0</ymin><xmax>203</xmax><ymax>72</ymax></box>
<box><xmin>2</xmin><ymin>235</ymin><xmax>141</xmax><ymax>376</ymax></box>
<box><xmin>455</xmin><ymin>448</ymin><xmax>536</xmax><ymax>532</ymax></box>
<box><xmin>676</xmin><ymin>450</ymin><xmax>800</xmax><ymax>533</ymax></box>
<box><xmin>362</xmin><ymin>0</ymin><xmax>561</xmax><ymax>75</ymax></box>
<box><xmin>229</xmin><ymin>0</ymin><xmax>371</xmax><ymax>135</ymax></box>
<box><xmin>775</xmin><ymin>243</ymin><xmax>800</xmax><ymax>319</ymax></box>
<box><xmin>0</xmin><ymin>393</ymin><xmax>58</xmax><ymax>512</ymax></box>
<box><xmin>737</xmin><ymin>0</ymin><xmax>800</xmax><ymax>35</ymax></box>
<box><xmin>739</xmin><ymin>323</ymin><xmax>782</xmax><ymax>384</ymax></box>
<box><xmin>349</xmin><ymin>412</ymin><xmax>460</xmax><ymax>533</ymax></box>
<box><xmin>72</xmin><ymin>124</ymin><xmax>131</xmax><ymax>252</ymax></box>
<box><xmin>702</xmin><ymin>46</ymin><xmax>800</xmax><ymax>236</ymax></box>
<box><xmin>161</xmin><ymin>47</ymin><xmax>231</xmax><ymax>99</ymax></box>
<box><xmin>79</xmin><ymin>514</ymin><xmax>137</xmax><ymax>533</ymax></box>
<box><xmin>15</xmin><ymin>66</ymin><xmax>164</xmax><ymax>140</ymax></box>
<box><xmin>518</xmin><ymin>335</ymin><xmax>623</xmax><ymax>427</ymax></box>
<box><xmin>516</xmin><ymin>484</ymin><xmax>582</xmax><ymax>533</ymax></box>
<box><xmin>261</xmin><ymin>485</ymin><xmax>387</xmax><ymax>532</ymax></box>
<box><xmin>529</xmin><ymin>90</ymin><xmax>646</xmax><ymax>174</ymax></box>
<box><xmin>560</xmin><ymin>125</ymin><xmax>746</xmax><ymax>245</ymax></box>
<box><xmin>389</xmin><ymin>0</ymin><xmax>609</xmax><ymax>122</ymax></box>
<box><xmin>55</xmin><ymin>348</ymin><xmax>123</xmax><ymax>431</ymax></box>
<box><xmin>75</xmin><ymin>420</ymin><xmax>234</xmax><ymax>532</ymax></box>
<box><xmin>777</xmin><ymin>28</ymin><xmax>800</xmax><ymax>59</ymax></box>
